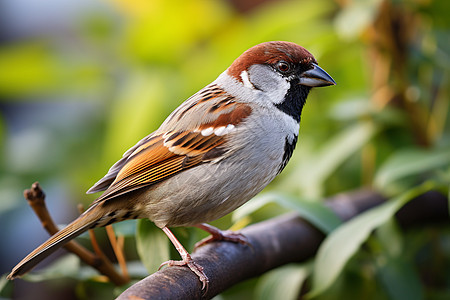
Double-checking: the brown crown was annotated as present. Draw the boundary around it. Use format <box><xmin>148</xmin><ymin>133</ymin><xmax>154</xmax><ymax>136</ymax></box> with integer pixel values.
<box><xmin>227</xmin><ymin>41</ymin><xmax>316</xmax><ymax>82</ymax></box>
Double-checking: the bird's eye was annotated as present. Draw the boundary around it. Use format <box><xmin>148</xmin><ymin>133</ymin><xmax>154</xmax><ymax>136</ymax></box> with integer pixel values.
<box><xmin>276</xmin><ymin>61</ymin><xmax>290</xmax><ymax>73</ymax></box>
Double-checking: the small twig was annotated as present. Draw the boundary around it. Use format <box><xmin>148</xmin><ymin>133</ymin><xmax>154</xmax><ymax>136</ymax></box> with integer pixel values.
<box><xmin>117</xmin><ymin>235</ymin><xmax>128</xmax><ymax>277</ymax></box>
<box><xmin>106</xmin><ymin>225</ymin><xmax>129</xmax><ymax>281</ymax></box>
<box><xmin>24</xmin><ymin>182</ymin><xmax>128</xmax><ymax>285</ymax></box>
<box><xmin>88</xmin><ymin>230</ymin><xmax>104</xmax><ymax>257</ymax></box>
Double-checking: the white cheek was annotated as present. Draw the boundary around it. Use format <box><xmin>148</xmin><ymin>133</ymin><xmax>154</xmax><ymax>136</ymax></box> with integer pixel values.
<box><xmin>214</xmin><ymin>70</ymin><xmax>289</xmax><ymax>109</ymax></box>
<box><xmin>265</xmin><ymin>79</ymin><xmax>290</xmax><ymax>105</ymax></box>
<box><xmin>246</xmin><ymin>64</ymin><xmax>290</xmax><ymax>105</ymax></box>
<box><xmin>240</xmin><ymin>70</ymin><xmax>255</xmax><ymax>89</ymax></box>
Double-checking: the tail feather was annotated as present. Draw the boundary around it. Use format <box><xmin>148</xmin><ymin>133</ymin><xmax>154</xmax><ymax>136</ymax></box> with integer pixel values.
<box><xmin>7</xmin><ymin>208</ymin><xmax>102</xmax><ymax>280</ymax></box>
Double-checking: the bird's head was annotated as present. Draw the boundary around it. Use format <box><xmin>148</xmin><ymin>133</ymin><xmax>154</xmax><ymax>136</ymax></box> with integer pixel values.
<box><xmin>226</xmin><ymin>41</ymin><xmax>336</xmax><ymax>122</ymax></box>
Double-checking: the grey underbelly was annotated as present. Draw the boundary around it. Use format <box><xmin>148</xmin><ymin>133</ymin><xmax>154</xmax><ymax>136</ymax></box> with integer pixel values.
<box><xmin>141</xmin><ymin>156</ymin><xmax>280</xmax><ymax>227</ymax></box>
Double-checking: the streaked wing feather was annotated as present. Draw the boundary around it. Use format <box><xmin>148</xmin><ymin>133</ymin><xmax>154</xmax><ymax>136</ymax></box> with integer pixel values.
<box><xmin>94</xmin><ymin>130</ymin><xmax>228</xmax><ymax>203</ymax></box>
<box><xmin>89</xmin><ymin>87</ymin><xmax>252</xmax><ymax>203</ymax></box>
<box><xmin>86</xmin><ymin>134</ymin><xmax>160</xmax><ymax>194</ymax></box>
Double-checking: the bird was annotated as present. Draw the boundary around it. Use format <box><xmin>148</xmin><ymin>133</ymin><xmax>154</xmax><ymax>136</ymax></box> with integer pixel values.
<box><xmin>7</xmin><ymin>41</ymin><xmax>335</xmax><ymax>288</ymax></box>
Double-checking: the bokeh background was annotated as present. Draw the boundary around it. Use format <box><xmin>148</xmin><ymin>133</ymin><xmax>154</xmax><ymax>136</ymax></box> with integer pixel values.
<box><xmin>0</xmin><ymin>0</ymin><xmax>449</xmax><ymax>299</ymax></box>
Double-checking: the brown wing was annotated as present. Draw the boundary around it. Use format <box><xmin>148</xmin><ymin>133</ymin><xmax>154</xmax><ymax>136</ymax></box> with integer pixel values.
<box><xmin>87</xmin><ymin>83</ymin><xmax>242</xmax><ymax>195</ymax></box>
<box><xmin>86</xmin><ymin>134</ymin><xmax>160</xmax><ymax>194</ymax></box>
<box><xmin>90</xmin><ymin>98</ymin><xmax>253</xmax><ymax>203</ymax></box>
<box><xmin>93</xmin><ymin>131</ymin><xmax>226</xmax><ymax>202</ymax></box>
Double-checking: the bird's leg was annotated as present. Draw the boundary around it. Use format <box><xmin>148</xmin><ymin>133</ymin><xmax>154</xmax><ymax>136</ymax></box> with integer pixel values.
<box><xmin>194</xmin><ymin>223</ymin><xmax>249</xmax><ymax>250</ymax></box>
<box><xmin>159</xmin><ymin>226</ymin><xmax>209</xmax><ymax>290</ymax></box>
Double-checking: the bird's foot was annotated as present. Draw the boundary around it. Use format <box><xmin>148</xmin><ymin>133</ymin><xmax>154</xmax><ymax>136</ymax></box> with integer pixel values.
<box><xmin>159</xmin><ymin>255</ymin><xmax>209</xmax><ymax>290</ymax></box>
<box><xmin>194</xmin><ymin>223</ymin><xmax>250</xmax><ymax>250</ymax></box>
<box><xmin>160</xmin><ymin>226</ymin><xmax>209</xmax><ymax>290</ymax></box>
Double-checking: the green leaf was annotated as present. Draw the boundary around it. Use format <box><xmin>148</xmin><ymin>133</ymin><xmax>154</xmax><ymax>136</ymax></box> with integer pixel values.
<box><xmin>375</xmin><ymin>219</ymin><xmax>403</xmax><ymax>258</ymax></box>
<box><xmin>232</xmin><ymin>194</ymin><xmax>274</xmax><ymax>222</ymax></box>
<box><xmin>376</xmin><ymin>256</ymin><xmax>424</xmax><ymax>300</ymax></box>
<box><xmin>372</xmin><ymin>218</ymin><xmax>425</xmax><ymax>299</ymax></box>
<box><xmin>233</xmin><ymin>192</ymin><xmax>341</xmax><ymax>234</ymax></box>
<box><xmin>308</xmin><ymin>182</ymin><xmax>435</xmax><ymax>297</ymax></box>
<box><xmin>375</xmin><ymin>146</ymin><xmax>450</xmax><ymax>190</ymax></box>
<box><xmin>284</xmin><ymin>121</ymin><xmax>378</xmax><ymax>197</ymax></box>
<box><xmin>0</xmin><ymin>274</ymin><xmax>13</xmax><ymax>298</ymax></box>
<box><xmin>136</xmin><ymin>219</ymin><xmax>170</xmax><ymax>273</ymax></box>
<box><xmin>255</xmin><ymin>263</ymin><xmax>311</xmax><ymax>300</ymax></box>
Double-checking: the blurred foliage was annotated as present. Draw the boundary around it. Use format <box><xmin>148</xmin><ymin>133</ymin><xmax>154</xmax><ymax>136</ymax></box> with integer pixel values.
<box><xmin>0</xmin><ymin>0</ymin><xmax>449</xmax><ymax>299</ymax></box>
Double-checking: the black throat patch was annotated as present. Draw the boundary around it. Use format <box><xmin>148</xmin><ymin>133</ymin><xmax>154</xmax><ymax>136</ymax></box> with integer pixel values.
<box><xmin>277</xmin><ymin>135</ymin><xmax>298</xmax><ymax>174</ymax></box>
<box><xmin>274</xmin><ymin>78</ymin><xmax>310</xmax><ymax>123</ymax></box>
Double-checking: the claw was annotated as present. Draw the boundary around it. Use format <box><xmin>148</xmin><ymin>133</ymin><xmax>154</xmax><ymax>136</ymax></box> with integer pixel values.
<box><xmin>159</xmin><ymin>224</ymin><xmax>251</xmax><ymax>292</ymax></box>
<box><xmin>159</xmin><ymin>257</ymin><xmax>209</xmax><ymax>290</ymax></box>
<box><xmin>193</xmin><ymin>223</ymin><xmax>253</xmax><ymax>252</ymax></box>
<box><xmin>194</xmin><ymin>230</ymin><xmax>249</xmax><ymax>250</ymax></box>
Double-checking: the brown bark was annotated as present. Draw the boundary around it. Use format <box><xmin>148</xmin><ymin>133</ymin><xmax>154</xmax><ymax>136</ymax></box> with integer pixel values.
<box><xmin>117</xmin><ymin>189</ymin><xmax>448</xmax><ymax>299</ymax></box>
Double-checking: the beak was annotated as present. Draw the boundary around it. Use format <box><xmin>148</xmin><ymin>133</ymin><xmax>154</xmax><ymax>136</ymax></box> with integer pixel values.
<box><xmin>299</xmin><ymin>63</ymin><xmax>336</xmax><ymax>87</ymax></box>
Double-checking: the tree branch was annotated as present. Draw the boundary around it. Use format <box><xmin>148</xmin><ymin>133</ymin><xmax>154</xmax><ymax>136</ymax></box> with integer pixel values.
<box><xmin>117</xmin><ymin>189</ymin><xmax>448</xmax><ymax>300</ymax></box>
<box><xmin>23</xmin><ymin>182</ymin><xmax>128</xmax><ymax>285</ymax></box>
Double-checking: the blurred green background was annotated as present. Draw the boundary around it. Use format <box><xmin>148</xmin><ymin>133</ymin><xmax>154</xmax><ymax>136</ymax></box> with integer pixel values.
<box><xmin>0</xmin><ymin>0</ymin><xmax>449</xmax><ymax>299</ymax></box>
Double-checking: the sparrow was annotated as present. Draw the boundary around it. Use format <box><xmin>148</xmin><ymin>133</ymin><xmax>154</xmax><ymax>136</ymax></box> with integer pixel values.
<box><xmin>7</xmin><ymin>41</ymin><xmax>335</xmax><ymax>288</ymax></box>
